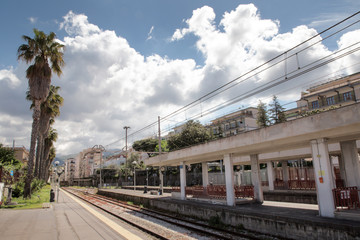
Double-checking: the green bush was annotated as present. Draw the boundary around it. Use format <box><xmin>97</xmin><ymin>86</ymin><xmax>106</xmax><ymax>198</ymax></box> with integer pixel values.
<box><xmin>12</xmin><ymin>180</ymin><xmax>24</xmax><ymax>198</ymax></box>
<box><xmin>31</xmin><ymin>178</ymin><xmax>46</xmax><ymax>193</ymax></box>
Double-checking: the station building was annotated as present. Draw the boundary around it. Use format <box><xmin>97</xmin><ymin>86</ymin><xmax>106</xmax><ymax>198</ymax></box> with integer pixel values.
<box><xmin>146</xmin><ymin>73</ymin><xmax>360</xmax><ymax>219</ymax></box>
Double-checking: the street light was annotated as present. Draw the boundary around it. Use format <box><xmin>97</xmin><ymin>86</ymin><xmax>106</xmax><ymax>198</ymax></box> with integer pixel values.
<box><xmin>132</xmin><ymin>160</ymin><xmax>137</xmax><ymax>190</ymax></box>
<box><xmin>144</xmin><ymin>167</ymin><xmax>149</xmax><ymax>194</ymax></box>
<box><xmin>159</xmin><ymin>166</ymin><xmax>165</xmax><ymax>195</ymax></box>
<box><xmin>55</xmin><ymin>161</ymin><xmax>64</xmax><ymax>203</ymax></box>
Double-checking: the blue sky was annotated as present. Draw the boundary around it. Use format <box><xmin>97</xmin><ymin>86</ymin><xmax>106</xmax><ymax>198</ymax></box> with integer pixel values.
<box><xmin>0</xmin><ymin>1</ymin><xmax>359</xmax><ymax>155</ymax></box>
<box><xmin>2</xmin><ymin>0</ymin><xmax>357</xmax><ymax>67</ymax></box>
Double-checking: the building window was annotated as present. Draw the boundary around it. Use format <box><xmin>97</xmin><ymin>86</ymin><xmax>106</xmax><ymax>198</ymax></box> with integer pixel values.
<box><xmin>311</xmin><ymin>100</ymin><xmax>319</xmax><ymax>109</ymax></box>
<box><xmin>326</xmin><ymin>96</ymin><xmax>335</xmax><ymax>106</ymax></box>
<box><xmin>230</xmin><ymin>122</ymin><xmax>236</xmax><ymax>129</ymax></box>
<box><xmin>343</xmin><ymin>91</ymin><xmax>352</xmax><ymax>101</ymax></box>
<box><xmin>225</xmin><ymin>124</ymin><xmax>230</xmax><ymax>130</ymax></box>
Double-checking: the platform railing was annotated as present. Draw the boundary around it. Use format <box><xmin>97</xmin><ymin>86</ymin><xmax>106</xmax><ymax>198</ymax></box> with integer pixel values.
<box><xmin>333</xmin><ymin>186</ymin><xmax>360</xmax><ymax>210</ymax></box>
<box><xmin>173</xmin><ymin>185</ymin><xmax>254</xmax><ymax>199</ymax></box>
<box><xmin>288</xmin><ymin>180</ymin><xmax>316</xmax><ymax>190</ymax></box>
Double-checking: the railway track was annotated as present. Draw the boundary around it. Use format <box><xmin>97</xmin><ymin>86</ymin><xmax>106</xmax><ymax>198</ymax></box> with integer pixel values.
<box><xmin>63</xmin><ymin>187</ymin><xmax>279</xmax><ymax>240</ymax></box>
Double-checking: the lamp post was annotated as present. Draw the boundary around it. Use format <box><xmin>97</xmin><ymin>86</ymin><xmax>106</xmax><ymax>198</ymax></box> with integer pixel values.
<box><xmin>132</xmin><ymin>160</ymin><xmax>137</xmax><ymax>190</ymax></box>
<box><xmin>144</xmin><ymin>167</ymin><xmax>149</xmax><ymax>194</ymax></box>
<box><xmin>55</xmin><ymin>161</ymin><xmax>64</xmax><ymax>203</ymax></box>
<box><xmin>159</xmin><ymin>166</ymin><xmax>165</xmax><ymax>195</ymax></box>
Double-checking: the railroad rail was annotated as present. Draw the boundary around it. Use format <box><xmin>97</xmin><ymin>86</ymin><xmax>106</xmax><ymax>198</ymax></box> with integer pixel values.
<box><xmin>63</xmin><ymin>187</ymin><xmax>279</xmax><ymax>240</ymax></box>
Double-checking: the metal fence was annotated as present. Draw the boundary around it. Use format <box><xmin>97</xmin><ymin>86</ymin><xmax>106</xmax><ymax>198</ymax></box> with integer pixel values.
<box><xmin>173</xmin><ymin>185</ymin><xmax>254</xmax><ymax>199</ymax></box>
<box><xmin>333</xmin><ymin>186</ymin><xmax>360</xmax><ymax>210</ymax></box>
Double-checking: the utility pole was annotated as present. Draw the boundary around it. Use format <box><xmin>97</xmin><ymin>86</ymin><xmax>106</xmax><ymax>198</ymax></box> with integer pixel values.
<box><xmin>158</xmin><ymin>116</ymin><xmax>161</xmax><ymax>155</ymax></box>
<box><xmin>158</xmin><ymin>116</ymin><xmax>163</xmax><ymax>195</ymax></box>
<box><xmin>123</xmin><ymin>126</ymin><xmax>130</xmax><ymax>153</ymax></box>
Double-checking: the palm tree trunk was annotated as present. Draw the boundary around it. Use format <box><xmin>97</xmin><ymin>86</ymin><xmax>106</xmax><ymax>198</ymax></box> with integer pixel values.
<box><xmin>23</xmin><ymin>100</ymin><xmax>41</xmax><ymax>199</ymax></box>
<box><xmin>34</xmin><ymin>135</ymin><xmax>42</xmax><ymax>179</ymax></box>
<box><xmin>44</xmin><ymin>159</ymin><xmax>52</xmax><ymax>181</ymax></box>
<box><xmin>40</xmin><ymin>141</ymin><xmax>51</xmax><ymax>180</ymax></box>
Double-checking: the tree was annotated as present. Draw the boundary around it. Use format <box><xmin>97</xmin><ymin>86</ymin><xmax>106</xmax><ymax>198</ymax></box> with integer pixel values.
<box><xmin>41</xmin><ymin>128</ymin><xmax>58</xmax><ymax>180</ymax></box>
<box><xmin>17</xmin><ymin>29</ymin><xmax>65</xmax><ymax>198</ymax></box>
<box><xmin>132</xmin><ymin>138</ymin><xmax>158</xmax><ymax>154</ymax></box>
<box><xmin>155</xmin><ymin>140</ymin><xmax>169</xmax><ymax>153</ymax></box>
<box><xmin>167</xmin><ymin>120</ymin><xmax>214</xmax><ymax>151</ymax></box>
<box><xmin>269</xmin><ymin>95</ymin><xmax>286</xmax><ymax>124</ymax></box>
<box><xmin>37</xmin><ymin>86</ymin><xmax>63</xmax><ymax>178</ymax></box>
<box><xmin>256</xmin><ymin>101</ymin><xmax>270</xmax><ymax>128</ymax></box>
<box><xmin>0</xmin><ymin>144</ymin><xmax>19</xmax><ymax>166</ymax></box>
<box><xmin>0</xmin><ymin>144</ymin><xmax>21</xmax><ymax>185</ymax></box>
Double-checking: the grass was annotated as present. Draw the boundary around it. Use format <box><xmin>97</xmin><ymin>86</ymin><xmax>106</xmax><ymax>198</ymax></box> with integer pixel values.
<box><xmin>2</xmin><ymin>184</ymin><xmax>51</xmax><ymax>209</ymax></box>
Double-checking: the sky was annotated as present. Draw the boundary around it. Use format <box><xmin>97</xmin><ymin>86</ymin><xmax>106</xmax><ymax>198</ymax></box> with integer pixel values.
<box><xmin>0</xmin><ymin>0</ymin><xmax>359</xmax><ymax>156</ymax></box>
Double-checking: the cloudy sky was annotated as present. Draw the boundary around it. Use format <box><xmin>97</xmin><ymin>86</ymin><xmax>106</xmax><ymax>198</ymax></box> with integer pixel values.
<box><xmin>0</xmin><ymin>1</ymin><xmax>359</xmax><ymax>156</ymax></box>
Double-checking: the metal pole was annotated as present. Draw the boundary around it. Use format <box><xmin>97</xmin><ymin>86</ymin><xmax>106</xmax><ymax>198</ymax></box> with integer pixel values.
<box><xmin>134</xmin><ymin>166</ymin><xmax>136</xmax><ymax>190</ymax></box>
<box><xmin>123</xmin><ymin>126</ymin><xmax>130</xmax><ymax>153</ymax></box>
<box><xmin>158</xmin><ymin>116</ymin><xmax>161</xmax><ymax>155</ymax></box>
<box><xmin>100</xmin><ymin>152</ymin><xmax>102</xmax><ymax>188</ymax></box>
<box><xmin>158</xmin><ymin>117</ymin><xmax>163</xmax><ymax>195</ymax></box>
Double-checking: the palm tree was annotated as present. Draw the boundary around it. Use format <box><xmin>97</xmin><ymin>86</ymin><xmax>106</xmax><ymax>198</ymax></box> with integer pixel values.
<box><xmin>41</xmin><ymin>128</ymin><xmax>58</xmax><ymax>181</ymax></box>
<box><xmin>26</xmin><ymin>86</ymin><xmax>63</xmax><ymax>179</ymax></box>
<box><xmin>17</xmin><ymin>29</ymin><xmax>64</xmax><ymax>198</ymax></box>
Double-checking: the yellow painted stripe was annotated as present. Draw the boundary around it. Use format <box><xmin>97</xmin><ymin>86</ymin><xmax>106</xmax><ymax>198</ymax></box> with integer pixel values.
<box><xmin>62</xmin><ymin>189</ymin><xmax>143</xmax><ymax>240</ymax></box>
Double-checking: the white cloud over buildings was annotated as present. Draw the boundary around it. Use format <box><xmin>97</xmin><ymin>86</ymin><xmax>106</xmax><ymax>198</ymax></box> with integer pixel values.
<box><xmin>1</xmin><ymin>4</ymin><xmax>359</xmax><ymax>155</ymax></box>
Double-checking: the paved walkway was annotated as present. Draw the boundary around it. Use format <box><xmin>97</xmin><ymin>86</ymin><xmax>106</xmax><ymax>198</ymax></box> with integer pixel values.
<box><xmin>0</xmin><ymin>189</ymin><xmax>144</xmax><ymax>240</ymax></box>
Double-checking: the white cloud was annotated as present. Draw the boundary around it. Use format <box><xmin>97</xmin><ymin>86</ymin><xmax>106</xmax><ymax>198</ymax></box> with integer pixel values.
<box><xmin>28</xmin><ymin>17</ymin><xmax>37</xmax><ymax>24</ymax></box>
<box><xmin>51</xmin><ymin>11</ymin><xmax>203</xmax><ymax>154</ymax></box>
<box><xmin>0</xmin><ymin>68</ymin><xmax>21</xmax><ymax>88</ymax></box>
<box><xmin>1</xmin><ymin>5</ymin><xmax>360</xmax><ymax>155</ymax></box>
<box><xmin>147</xmin><ymin>26</ymin><xmax>154</xmax><ymax>40</ymax></box>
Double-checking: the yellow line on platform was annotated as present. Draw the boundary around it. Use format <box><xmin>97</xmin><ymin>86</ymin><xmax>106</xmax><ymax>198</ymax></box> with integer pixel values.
<box><xmin>62</xmin><ymin>189</ymin><xmax>142</xmax><ymax>240</ymax></box>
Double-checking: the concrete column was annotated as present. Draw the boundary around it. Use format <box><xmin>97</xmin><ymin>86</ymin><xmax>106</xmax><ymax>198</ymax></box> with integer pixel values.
<box><xmin>180</xmin><ymin>162</ymin><xmax>186</xmax><ymax>200</ymax></box>
<box><xmin>159</xmin><ymin>169</ymin><xmax>163</xmax><ymax>194</ymax></box>
<box><xmin>267</xmin><ymin>161</ymin><xmax>275</xmax><ymax>191</ymax></box>
<box><xmin>237</xmin><ymin>165</ymin><xmax>242</xmax><ymax>186</ymax></box>
<box><xmin>337</xmin><ymin>155</ymin><xmax>347</xmax><ymax>185</ymax></box>
<box><xmin>224</xmin><ymin>154</ymin><xmax>235</xmax><ymax>206</ymax></box>
<box><xmin>282</xmin><ymin>161</ymin><xmax>289</xmax><ymax>189</ymax></box>
<box><xmin>310</xmin><ymin>139</ymin><xmax>335</xmax><ymax>218</ymax></box>
<box><xmin>340</xmin><ymin>140</ymin><xmax>360</xmax><ymax>189</ymax></box>
<box><xmin>202</xmin><ymin>162</ymin><xmax>209</xmax><ymax>187</ymax></box>
<box><xmin>250</xmin><ymin>154</ymin><xmax>264</xmax><ymax>203</ymax></box>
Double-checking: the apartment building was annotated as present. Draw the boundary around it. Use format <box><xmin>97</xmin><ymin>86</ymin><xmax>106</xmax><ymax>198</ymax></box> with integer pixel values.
<box><xmin>64</xmin><ymin>158</ymin><xmax>75</xmax><ymax>184</ymax></box>
<box><xmin>286</xmin><ymin>72</ymin><xmax>360</xmax><ymax>119</ymax></box>
<box><xmin>73</xmin><ymin>148</ymin><xmax>103</xmax><ymax>179</ymax></box>
<box><xmin>209</xmin><ymin>107</ymin><xmax>258</xmax><ymax>137</ymax></box>
<box><xmin>13</xmin><ymin>146</ymin><xmax>29</xmax><ymax>164</ymax></box>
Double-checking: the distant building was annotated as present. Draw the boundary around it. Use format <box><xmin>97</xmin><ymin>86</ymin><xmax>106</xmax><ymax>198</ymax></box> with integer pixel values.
<box><xmin>64</xmin><ymin>158</ymin><xmax>76</xmax><ymax>184</ymax></box>
<box><xmin>13</xmin><ymin>146</ymin><xmax>29</xmax><ymax>165</ymax></box>
<box><xmin>209</xmin><ymin>107</ymin><xmax>259</xmax><ymax>137</ymax></box>
<box><xmin>286</xmin><ymin>72</ymin><xmax>360</xmax><ymax>119</ymax></box>
<box><xmin>74</xmin><ymin>148</ymin><xmax>103</xmax><ymax>179</ymax></box>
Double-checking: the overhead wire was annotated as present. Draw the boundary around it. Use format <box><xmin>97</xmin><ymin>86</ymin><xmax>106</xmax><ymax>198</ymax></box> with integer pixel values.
<box><xmin>104</xmin><ymin>11</ymin><xmax>360</xmax><ymax>149</ymax></box>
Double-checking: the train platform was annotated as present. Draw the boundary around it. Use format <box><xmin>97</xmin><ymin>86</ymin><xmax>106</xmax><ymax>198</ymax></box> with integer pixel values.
<box><xmin>0</xmin><ymin>189</ymin><xmax>147</xmax><ymax>240</ymax></box>
<box><xmin>98</xmin><ymin>187</ymin><xmax>360</xmax><ymax>240</ymax></box>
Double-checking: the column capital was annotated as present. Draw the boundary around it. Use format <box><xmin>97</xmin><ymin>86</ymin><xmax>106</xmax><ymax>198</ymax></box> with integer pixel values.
<box><xmin>310</xmin><ymin>138</ymin><xmax>328</xmax><ymax>144</ymax></box>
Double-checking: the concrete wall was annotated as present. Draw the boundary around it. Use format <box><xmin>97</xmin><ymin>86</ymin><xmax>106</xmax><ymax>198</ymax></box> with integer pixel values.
<box><xmin>98</xmin><ymin>190</ymin><xmax>360</xmax><ymax>240</ymax></box>
<box><xmin>263</xmin><ymin>191</ymin><xmax>317</xmax><ymax>204</ymax></box>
